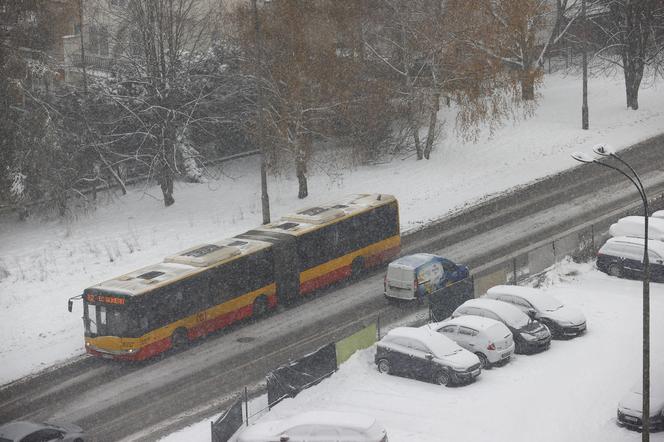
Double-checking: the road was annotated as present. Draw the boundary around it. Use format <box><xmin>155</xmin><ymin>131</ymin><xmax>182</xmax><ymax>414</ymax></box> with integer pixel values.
<box><xmin>1</xmin><ymin>135</ymin><xmax>663</xmax><ymax>441</ymax></box>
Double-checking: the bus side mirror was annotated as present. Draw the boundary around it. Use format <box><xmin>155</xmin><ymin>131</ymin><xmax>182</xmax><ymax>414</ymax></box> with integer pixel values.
<box><xmin>68</xmin><ymin>299</ymin><xmax>73</xmax><ymax>312</ymax></box>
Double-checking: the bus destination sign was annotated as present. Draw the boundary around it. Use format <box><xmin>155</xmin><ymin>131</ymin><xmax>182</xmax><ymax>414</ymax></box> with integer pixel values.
<box><xmin>86</xmin><ymin>294</ymin><xmax>126</xmax><ymax>305</ymax></box>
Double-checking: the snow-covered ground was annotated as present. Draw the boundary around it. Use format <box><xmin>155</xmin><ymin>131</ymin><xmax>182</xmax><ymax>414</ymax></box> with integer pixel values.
<box><xmin>161</xmin><ymin>261</ymin><xmax>664</xmax><ymax>442</ymax></box>
<box><xmin>1</xmin><ymin>73</ymin><xmax>663</xmax><ymax>385</ymax></box>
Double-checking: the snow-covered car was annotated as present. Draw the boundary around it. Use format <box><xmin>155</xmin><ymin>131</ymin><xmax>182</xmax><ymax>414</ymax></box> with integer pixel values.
<box><xmin>383</xmin><ymin>253</ymin><xmax>469</xmax><ymax>302</ymax></box>
<box><xmin>236</xmin><ymin>410</ymin><xmax>388</xmax><ymax>442</ymax></box>
<box><xmin>596</xmin><ymin>236</ymin><xmax>664</xmax><ymax>282</ymax></box>
<box><xmin>375</xmin><ymin>326</ymin><xmax>481</xmax><ymax>386</ymax></box>
<box><xmin>653</xmin><ymin>210</ymin><xmax>664</xmax><ymax>219</ymax></box>
<box><xmin>452</xmin><ymin>298</ymin><xmax>551</xmax><ymax>354</ymax></box>
<box><xmin>617</xmin><ymin>371</ymin><xmax>664</xmax><ymax>431</ymax></box>
<box><xmin>427</xmin><ymin>315</ymin><xmax>514</xmax><ymax>368</ymax></box>
<box><xmin>0</xmin><ymin>420</ymin><xmax>87</xmax><ymax>442</ymax></box>
<box><xmin>485</xmin><ymin>285</ymin><xmax>586</xmax><ymax>338</ymax></box>
<box><xmin>608</xmin><ymin>216</ymin><xmax>664</xmax><ymax>241</ymax></box>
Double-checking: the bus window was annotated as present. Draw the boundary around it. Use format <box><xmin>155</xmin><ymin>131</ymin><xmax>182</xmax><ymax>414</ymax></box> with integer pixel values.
<box><xmin>85</xmin><ymin>303</ymin><xmax>98</xmax><ymax>335</ymax></box>
<box><xmin>106</xmin><ymin>308</ymin><xmax>131</xmax><ymax>336</ymax></box>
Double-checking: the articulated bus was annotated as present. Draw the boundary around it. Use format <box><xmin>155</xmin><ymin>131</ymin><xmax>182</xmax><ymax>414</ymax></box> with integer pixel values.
<box><xmin>69</xmin><ymin>194</ymin><xmax>400</xmax><ymax>360</ymax></box>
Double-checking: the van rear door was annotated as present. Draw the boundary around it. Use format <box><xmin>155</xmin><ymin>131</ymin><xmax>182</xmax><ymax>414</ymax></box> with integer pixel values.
<box><xmin>386</xmin><ymin>264</ymin><xmax>415</xmax><ymax>300</ymax></box>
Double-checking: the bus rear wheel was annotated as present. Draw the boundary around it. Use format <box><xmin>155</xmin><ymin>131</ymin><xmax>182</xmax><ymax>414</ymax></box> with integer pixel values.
<box><xmin>171</xmin><ymin>328</ymin><xmax>189</xmax><ymax>350</ymax></box>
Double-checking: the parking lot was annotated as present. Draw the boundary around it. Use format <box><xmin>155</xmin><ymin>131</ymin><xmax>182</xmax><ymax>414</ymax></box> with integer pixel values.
<box><xmin>219</xmin><ymin>261</ymin><xmax>664</xmax><ymax>442</ymax></box>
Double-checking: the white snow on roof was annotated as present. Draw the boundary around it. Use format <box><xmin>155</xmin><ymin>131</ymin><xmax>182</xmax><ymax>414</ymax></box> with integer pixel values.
<box><xmin>458</xmin><ymin>298</ymin><xmax>530</xmax><ymax>328</ymax></box>
<box><xmin>430</xmin><ymin>315</ymin><xmax>503</xmax><ymax>331</ymax></box>
<box><xmin>385</xmin><ymin>326</ymin><xmax>461</xmax><ymax>357</ymax></box>
<box><xmin>605</xmin><ymin>236</ymin><xmax>664</xmax><ymax>258</ymax></box>
<box><xmin>609</xmin><ymin>216</ymin><xmax>664</xmax><ymax>241</ymax></box>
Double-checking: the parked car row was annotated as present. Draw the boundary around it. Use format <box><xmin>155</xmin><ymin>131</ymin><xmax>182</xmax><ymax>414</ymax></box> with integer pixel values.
<box><xmin>377</xmin><ymin>277</ymin><xmax>587</xmax><ymax>387</ymax></box>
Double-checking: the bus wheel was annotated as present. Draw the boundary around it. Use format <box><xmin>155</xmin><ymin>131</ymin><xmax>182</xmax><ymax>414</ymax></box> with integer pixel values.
<box><xmin>351</xmin><ymin>257</ymin><xmax>365</xmax><ymax>279</ymax></box>
<box><xmin>171</xmin><ymin>328</ymin><xmax>189</xmax><ymax>350</ymax></box>
<box><xmin>253</xmin><ymin>296</ymin><xmax>268</xmax><ymax>318</ymax></box>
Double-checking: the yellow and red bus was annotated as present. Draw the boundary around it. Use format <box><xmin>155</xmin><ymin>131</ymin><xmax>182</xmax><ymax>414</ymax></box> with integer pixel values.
<box><xmin>70</xmin><ymin>193</ymin><xmax>400</xmax><ymax>360</ymax></box>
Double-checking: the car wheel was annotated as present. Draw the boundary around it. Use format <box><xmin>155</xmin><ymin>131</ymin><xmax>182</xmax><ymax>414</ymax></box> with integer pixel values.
<box><xmin>434</xmin><ymin>370</ymin><xmax>451</xmax><ymax>386</ymax></box>
<box><xmin>544</xmin><ymin>321</ymin><xmax>558</xmax><ymax>338</ymax></box>
<box><xmin>475</xmin><ymin>352</ymin><xmax>490</xmax><ymax>369</ymax></box>
<box><xmin>377</xmin><ymin>358</ymin><xmax>391</xmax><ymax>374</ymax></box>
<box><xmin>252</xmin><ymin>295</ymin><xmax>268</xmax><ymax>318</ymax></box>
<box><xmin>171</xmin><ymin>328</ymin><xmax>189</xmax><ymax>350</ymax></box>
<box><xmin>608</xmin><ymin>263</ymin><xmax>623</xmax><ymax>278</ymax></box>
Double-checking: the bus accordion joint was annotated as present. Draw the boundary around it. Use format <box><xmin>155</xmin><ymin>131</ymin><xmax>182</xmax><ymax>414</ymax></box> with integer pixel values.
<box><xmin>68</xmin><ymin>294</ymin><xmax>83</xmax><ymax>312</ymax></box>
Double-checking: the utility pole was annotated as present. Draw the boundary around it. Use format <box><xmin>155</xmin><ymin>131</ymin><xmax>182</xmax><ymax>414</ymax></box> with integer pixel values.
<box><xmin>252</xmin><ymin>0</ymin><xmax>270</xmax><ymax>224</ymax></box>
<box><xmin>581</xmin><ymin>0</ymin><xmax>588</xmax><ymax>129</ymax></box>
<box><xmin>77</xmin><ymin>0</ymin><xmax>88</xmax><ymax>95</ymax></box>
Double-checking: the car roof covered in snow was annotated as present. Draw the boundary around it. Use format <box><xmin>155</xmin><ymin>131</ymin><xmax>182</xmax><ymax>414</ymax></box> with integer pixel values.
<box><xmin>383</xmin><ymin>326</ymin><xmax>461</xmax><ymax>356</ymax></box>
<box><xmin>455</xmin><ymin>298</ymin><xmax>531</xmax><ymax>328</ymax></box>
<box><xmin>430</xmin><ymin>315</ymin><xmax>506</xmax><ymax>332</ymax></box>
<box><xmin>389</xmin><ymin>253</ymin><xmax>441</xmax><ymax>269</ymax></box>
<box><xmin>237</xmin><ymin>411</ymin><xmax>383</xmax><ymax>441</ymax></box>
<box><xmin>602</xmin><ymin>236</ymin><xmax>664</xmax><ymax>258</ymax></box>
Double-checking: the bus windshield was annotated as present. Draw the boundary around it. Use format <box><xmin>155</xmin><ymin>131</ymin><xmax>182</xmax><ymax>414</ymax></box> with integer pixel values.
<box><xmin>84</xmin><ymin>302</ymin><xmax>136</xmax><ymax>337</ymax></box>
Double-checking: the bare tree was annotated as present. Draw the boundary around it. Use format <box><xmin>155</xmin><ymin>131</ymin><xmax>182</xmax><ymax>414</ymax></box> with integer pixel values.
<box><xmin>89</xmin><ymin>0</ymin><xmax>231</xmax><ymax>206</ymax></box>
<box><xmin>591</xmin><ymin>0</ymin><xmax>664</xmax><ymax>110</ymax></box>
<box><xmin>448</xmin><ymin>0</ymin><xmax>587</xmax><ymax>100</ymax></box>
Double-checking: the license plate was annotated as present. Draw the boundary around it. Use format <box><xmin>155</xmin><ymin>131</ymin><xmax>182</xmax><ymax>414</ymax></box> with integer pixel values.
<box><xmin>624</xmin><ymin>416</ymin><xmax>638</xmax><ymax>423</ymax></box>
<box><xmin>501</xmin><ymin>352</ymin><xmax>511</xmax><ymax>358</ymax></box>
<box><xmin>472</xmin><ymin>369</ymin><xmax>480</xmax><ymax>376</ymax></box>
<box><xmin>102</xmin><ymin>354</ymin><xmax>114</xmax><ymax>360</ymax></box>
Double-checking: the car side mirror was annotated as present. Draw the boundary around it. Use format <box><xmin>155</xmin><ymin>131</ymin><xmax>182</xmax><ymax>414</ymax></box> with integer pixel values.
<box><xmin>527</xmin><ymin>309</ymin><xmax>537</xmax><ymax>318</ymax></box>
<box><xmin>657</xmin><ymin>259</ymin><xmax>663</xmax><ymax>264</ymax></box>
<box><xmin>68</xmin><ymin>299</ymin><xmax>73</xmax><ymax>312</ymax></box>
<box><xmin>280</xmin><ymin>436</ymin><xmax>290</xmax><ymax>442</ymax></box>
<box><xmin>425</xmin><ymin>353</ymin><xmax>434</xmax><ymax>361</ymax></box>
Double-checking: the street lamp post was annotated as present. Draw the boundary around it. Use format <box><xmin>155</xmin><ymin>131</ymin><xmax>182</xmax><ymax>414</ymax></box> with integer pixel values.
<box><xmin>572</xmin><ymin>145</ymin><xmax>650</xmax><ymax>441</ymax></box>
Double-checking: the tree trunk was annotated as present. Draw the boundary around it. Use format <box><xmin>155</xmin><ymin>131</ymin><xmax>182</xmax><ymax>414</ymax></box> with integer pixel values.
<box><xmin>296</xmin><ymin>156</ymin><xmax>307</xmax><ymax>199</ymax></box>
<box><xmin>423</xmin><ymin>92</ymin><xmax>440</xmax><ymax>159</ymax></box>
<box><xmin>296</xmin><ymin>135</ymin><xmax>309</xmax><ymax>199</ymax></box>
<box><xmin>159</xmin><ymin>168</ymin><xmax>175</xmax><ymax>206</ymax></box>
<box><xmin>623</xmin><ymin>62</ymin><xmax>643</xmax><ymax>110</ymax></box>
<box><xmin>521</xmin><ymin>70</ymin><xmax>535</xmax><ymax>100</ymax></box>
<box><xmin>413</xmin><ymin>125</ymin><xmax>423</xmax><ymax>160</ymax></box>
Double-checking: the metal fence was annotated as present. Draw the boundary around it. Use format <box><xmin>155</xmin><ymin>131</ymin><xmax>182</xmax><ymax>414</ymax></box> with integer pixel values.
<box><xmin>266</xmin><ymin>343</ymin><xmax>337</xmax><ymax>408</ymax></box>
<box><xmin>211</xmin><ymin>397</ymin><xmax>243</xmax><ymax>442</ymax></box>
<box><xmin>214</xmin><ymin>322</ymin><xmax>378</xmax><ymax>442</ymax></box>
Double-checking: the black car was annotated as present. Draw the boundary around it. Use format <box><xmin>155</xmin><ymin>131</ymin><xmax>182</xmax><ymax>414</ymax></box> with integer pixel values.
<box><xmin>597</xmin><ymin>236</ymin><xmax>664</xmax><ymax>282</ymax></box>
<box><xmin>452</xmin><ymin>298</ymin><xmax>551</xmax><ymax>354</ymax></box>
<box><xmin>0</xmin><ymin>421</ymin><xmax>86</xmax><ymax>442</ymax></box>
<box><xmin>375</xmin><ymin>326</ymin><xmax>481</xmax><ymax>386</ymax></box>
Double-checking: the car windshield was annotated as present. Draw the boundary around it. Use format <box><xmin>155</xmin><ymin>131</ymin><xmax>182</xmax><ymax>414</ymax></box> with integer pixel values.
<box><xmin>528</xmin><ymin>294</ymin><xmax>564</xmax><ymax>312</ymax></box>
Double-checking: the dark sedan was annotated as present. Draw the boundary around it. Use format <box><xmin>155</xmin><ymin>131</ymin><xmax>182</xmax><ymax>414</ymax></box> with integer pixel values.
<box><xmin>0</xmin><ymin>421</ymin><xmax>86</xmax><ymax>442</ymax></box>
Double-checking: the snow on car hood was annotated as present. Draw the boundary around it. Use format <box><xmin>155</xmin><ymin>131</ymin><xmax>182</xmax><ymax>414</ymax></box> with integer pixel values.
<box><xmin>442</xmin><ymin>348</ymin><xmax>480</xmax><ymax>369</ymax></box>
<box><xmin>543</xmin><ymin>305</ymin><xmax>586</xmax><ymax>325</ymax></box>
<box><xmin>619</xmin><ymin>392</ymin><xmax>664</xmax><ymax>415</ymax></box>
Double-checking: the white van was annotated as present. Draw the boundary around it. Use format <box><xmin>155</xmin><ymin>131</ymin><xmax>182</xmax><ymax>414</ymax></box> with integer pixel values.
<box><xmin>427</xmin><ymin>316</ymin><xmax>514</xmax><ymax>368</ymax></box>
<box><xmin>384</xmin><ymin>254</ymin><xmax>469</xmax><ymax>301</ymax></box>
